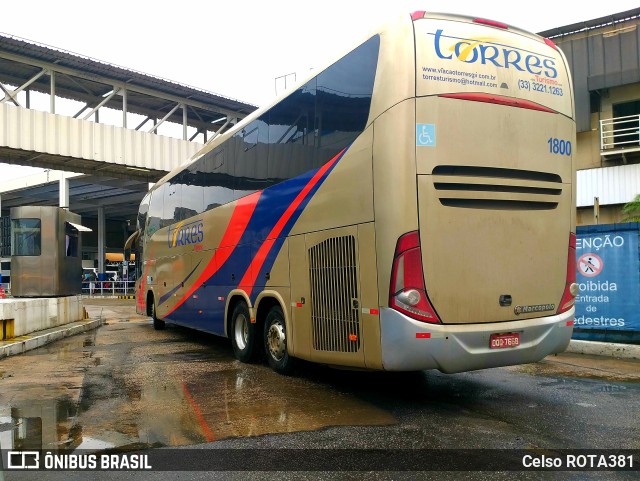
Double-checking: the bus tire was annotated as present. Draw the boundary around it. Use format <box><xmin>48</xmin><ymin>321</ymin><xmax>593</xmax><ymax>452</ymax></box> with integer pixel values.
<box><xmin>231</xmin><ymin>301</ymin><xmax>258</xmax><ymax>363</ymax></box>
<box><xmin>264</xmin><ymin>306</ymin><xmax>295</xmax><ymax>375</ymax></box>
<box><xmin>150</xmin><ymin>298</ymin><xmax>165</xmax><ymax>330</ymax></box>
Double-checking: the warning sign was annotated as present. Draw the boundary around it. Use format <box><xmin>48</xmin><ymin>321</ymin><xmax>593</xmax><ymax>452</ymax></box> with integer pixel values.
<box><xmin>575</xmin><ymin>229</ymin><xmax>640</xmax><ymax>332</ymax></box>
<box><xmin>578</xmin><ymin>253</ymin><xmax>603</xmax><ymax>277</ymax></box>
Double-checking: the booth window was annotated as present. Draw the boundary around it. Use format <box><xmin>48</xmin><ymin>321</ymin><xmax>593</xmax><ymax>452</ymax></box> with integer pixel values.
<box><xmin>65</xmin><ymin>223</ymin><xmax>79</xmax><ymax>257</ymax></box>
<box><xmin>12</xmin><ymin>219</ymin><xmax>41</xmax><ymax>256</ymax></box>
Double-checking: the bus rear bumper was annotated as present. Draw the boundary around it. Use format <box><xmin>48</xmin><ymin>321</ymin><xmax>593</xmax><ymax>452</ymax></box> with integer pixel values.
<box><xmin>379</xmin><ymin>307</ymin><xmax>574</xmax><ymax>373</ymax></box>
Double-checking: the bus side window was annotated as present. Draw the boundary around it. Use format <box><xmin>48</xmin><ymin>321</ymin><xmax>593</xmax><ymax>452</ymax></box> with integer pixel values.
<box><xmin>268</xmin><ymin>78</ymin><xmax>317</xmax><ymax>182</ymax></box>
<box><xmin>178</xmin><ymin>170</ymin><xmax>204</xmax><ymax>219</ymax></box>
<box><xmin>316</xmin><ymin>35</ymin><xmax>379</xmax><ymax>165</ymax></box>
<box><xmin>147</xmin><ymin>185</ymin><xmax>164</xmax><ymax>237</ymax></box>
<box><xmin>138</xmin><ymin>192</ymin><xmax>150</xmax><ymax>238</ymax></box>
<box><xmin>163</xmin><ymin>181</ymin><xmax>181</xmax><ymax>228</ymax></box>
<box><xmin>200</xmin><ymin>147</ymin><xmax>235</xmax><ymax>211</ymax></box>
<box><xmin>234</xmin><ymin>117</ymin><xmax>270</xmax><ymax>200</ymax></box>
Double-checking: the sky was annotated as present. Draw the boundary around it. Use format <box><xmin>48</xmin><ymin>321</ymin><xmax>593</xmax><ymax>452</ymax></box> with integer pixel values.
<box><xmin>1</xmin><ymin>0</ymin><xmax>639</xmax><ymax>180</ymax></box>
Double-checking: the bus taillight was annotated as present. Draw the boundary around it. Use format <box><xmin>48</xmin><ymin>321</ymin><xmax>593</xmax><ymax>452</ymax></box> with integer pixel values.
<box><xmin>557</xmin><ymin>233</ymin><xmax>578</xmax><ymax>314</ymax></box>
<box><xmin>389</xmin><ymin>231</ymin><xmax>441</xmax><ymax>323</ymax></box>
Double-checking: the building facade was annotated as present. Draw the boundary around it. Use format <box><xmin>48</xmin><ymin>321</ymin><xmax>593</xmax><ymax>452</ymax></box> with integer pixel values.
<box><xmin>541</xmin><ymin>8</ymin><xmax>640</xmax><ymax>225</ymax></box>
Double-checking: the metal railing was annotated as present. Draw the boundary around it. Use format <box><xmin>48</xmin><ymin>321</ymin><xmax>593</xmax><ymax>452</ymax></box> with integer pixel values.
<box><xmin>1</xmin><ymin>281</ymin><xmax>134</xmax><ymax>298</ymax></box>
<box><xmin>600</xmin><ymin>114</ymin><xmax>640</xmax><ymax>150</ymax></box>
<box><xmin>82</xmin><ymin>280</ymin><xmax>136</xmax><ymax>296</ymax></box>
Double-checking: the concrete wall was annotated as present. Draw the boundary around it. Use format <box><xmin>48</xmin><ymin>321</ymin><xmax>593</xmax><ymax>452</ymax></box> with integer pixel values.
<box><xmin>0</xmin><ymin>295</ymin><xmax>83</xmax><ymax>337</ymax></box>
<box><xmin>577</xmin><ymin>205</ymin><xmax>625</xmax><ymax>226</ymax></box>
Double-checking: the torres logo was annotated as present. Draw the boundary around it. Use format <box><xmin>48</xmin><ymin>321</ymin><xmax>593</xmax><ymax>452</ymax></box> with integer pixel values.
<box><xmin>431</xmin><ymin>29</ymin><xmax>558</xmax><ymax>79</ymax></box>
<box><xmin>168</xmin><ymin>220</ymin><xmax>204</xmax><ymax>248</ymax></box>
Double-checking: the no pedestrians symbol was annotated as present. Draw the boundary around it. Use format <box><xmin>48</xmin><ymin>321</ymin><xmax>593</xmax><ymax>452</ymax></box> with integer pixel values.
<box><xmin>578</xmin><ymin>253</ymin><xmax>603</xmax><ymax>277</ymax></box>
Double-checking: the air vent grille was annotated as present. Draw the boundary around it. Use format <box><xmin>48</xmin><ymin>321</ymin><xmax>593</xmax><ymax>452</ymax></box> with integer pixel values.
<box><xmin>432</xmin><ymin>165</ymin><xmax>562</xmax><ymax>210</ymax></box>
<box><xmin>309</xmin><ymin>235</ymin><xmax>360</xmax><ymax>352</ymax></box>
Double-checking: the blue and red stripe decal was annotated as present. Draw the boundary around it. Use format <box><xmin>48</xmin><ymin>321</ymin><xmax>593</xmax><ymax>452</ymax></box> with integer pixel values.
<box><xmin>238</xmin><ymin>149</ymin><xmax>344</xmax><ymax>297</ymax></box>
<box><xmin>164</xmin><ymin>191</ymin><xmax>262</xmax><ymax>316</ymax></box>
<box><xmin>158</xmin><ymin>259</ymin><xmax>202</xmax><ymax>306</ymax></box>
<box><xmin>162</xmin><ymin>147</ymin><xmax>347</xmax><ymax>324</ymax></box>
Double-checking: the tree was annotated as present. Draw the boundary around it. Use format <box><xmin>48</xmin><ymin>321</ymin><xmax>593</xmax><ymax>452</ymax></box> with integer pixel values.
<box><xmin>621</xmin><ymin>194</ymin><xmax>640</xmax><ymax>222</ymax></box>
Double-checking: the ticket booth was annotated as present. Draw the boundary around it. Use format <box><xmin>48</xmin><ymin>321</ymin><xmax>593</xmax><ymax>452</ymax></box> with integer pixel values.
<box><xmin>10</xmin><ymin>206</ymin><xmax>91</xmax><ymax>297</ymax></box>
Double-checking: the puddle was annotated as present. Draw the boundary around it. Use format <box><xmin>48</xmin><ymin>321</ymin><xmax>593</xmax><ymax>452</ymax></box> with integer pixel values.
<box><xmin>509</xmin><ymin>354</ymin><xmax>640</xmax><ymax>384</ymax></box>
<box><xmin>0</xmin><ymin>314</ymin><xmax>397</xmax><ymax>452</ymax></box>
<box><xmin>171</xmin><ymin>366</ymin><xmax>397</xmax><ymax>442</ymax></box>
<box><xmin>0</xmin><ymin>397</ymin><xmax>82</xmax><ymax>451</ymax></box>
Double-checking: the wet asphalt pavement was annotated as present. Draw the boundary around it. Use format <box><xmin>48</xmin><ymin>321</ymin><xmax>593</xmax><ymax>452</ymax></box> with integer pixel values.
<box><xmin>0</xmin><ymin>298</ymin><xmax>638</xmax><ymax>480</ymax></box>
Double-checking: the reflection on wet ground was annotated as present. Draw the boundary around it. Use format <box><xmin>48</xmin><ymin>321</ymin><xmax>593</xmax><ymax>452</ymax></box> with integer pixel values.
<box><xmin>509</xmin><ymin>352</ymin><xmax>640</xmax><ymax>382</ymax></box>
<box><xmin>0</xmin><ymin>332</ymin><xmax>95</xmax><ymax>452</ymax></box>
<box><xmin>1</xmin><ymin>299</ymin><xmax>638</xmax><ymax>455</ymax></box>
<box><xmin>0</xmin><ymin>302</ymin><xmax>395</xmax><ymax>453</ymax></box>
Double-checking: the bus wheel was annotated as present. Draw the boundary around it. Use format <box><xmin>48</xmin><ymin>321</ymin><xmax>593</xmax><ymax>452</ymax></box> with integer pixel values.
<box><xmin>264</xmin><ymin>306</ymin><xmax>295</xmax><ymax>374</ymax></box>
<box><xmin>231</xmin><ymin>302</ymin><xmax>257</xmax><ymax>362</ymax></box>
<box><xmin>150</xmin><ymin>299</ymin><xmax>165</xmax><ymax>330</ymax></box>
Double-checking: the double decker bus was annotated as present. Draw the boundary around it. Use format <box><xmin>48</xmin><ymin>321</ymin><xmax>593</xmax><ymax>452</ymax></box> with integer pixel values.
<box><xmin>133</xmin><ymin>11</ymin><xmax>577</xmax><ymax>374</ymax></box>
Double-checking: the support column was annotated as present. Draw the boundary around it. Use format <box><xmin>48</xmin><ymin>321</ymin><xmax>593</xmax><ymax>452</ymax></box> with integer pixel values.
<box><xmin>98</xmin><ymin>207</ymin><xmax>105</xmax><ymax>275</ymax></box>
<box><xmin>183</xmin><ymin>103</ymin><xmax>188</xmax><ymax>140</ymax></box>
<box><xmin>59</xmin><ymin>173</ymin><xmax>69</xmax><ymax>209</ymax></box>
<box><xmin>122</xmin><ymin>88</ymin><xmax>128</xmax><ymax>128</ymax></box>
<box><xmin>50</xmin><ymin>71</ymin><xmax>56</xmax><ymax>114</ymax></box>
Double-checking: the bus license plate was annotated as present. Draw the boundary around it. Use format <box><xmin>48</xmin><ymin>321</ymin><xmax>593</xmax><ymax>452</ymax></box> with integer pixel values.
<box><xmin>490</xmin><ymin>333</ymin><xmax>520</xmax><ymax>349</ymax></box>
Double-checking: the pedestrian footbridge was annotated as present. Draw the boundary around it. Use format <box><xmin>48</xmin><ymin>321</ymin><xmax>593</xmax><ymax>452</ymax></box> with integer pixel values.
<box><xmin>0</xmin><ymin>33</ymin><xmax>256</xmax><ymax>272</ymax></box>
<box><xmin>0</xmin><ymin>102</ymin><xmax>203</xmax><ymax>181</ymax></box>
<box><xmin>0</xmin><ymin>32</ymin><xmax>255</xmax><ymax>184</ymax></box>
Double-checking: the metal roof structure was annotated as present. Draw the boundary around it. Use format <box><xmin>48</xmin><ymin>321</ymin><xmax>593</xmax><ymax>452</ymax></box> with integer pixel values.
<box><xmin>0</xmin><ymin>173</ymin><xmax>151</xmax><ymax>222</ymax></box>
<box><xmin>538</xmin><ymin>7</ymin><xmax>640</xmax><ymax>38</ymax></box>
<box><xmin>538</xmin><ymin>7</ymin><xmax>640</xmax><ymax>134</ymax></box>
<box><xmin>0</xmin><ymin>32</ymin><xmax>258</xmax><ymax>225</ymax></box>
<box><xmin>0</xmin><ymin>32</ymin><xmax>256</xmax><ymax>135</ymax></box>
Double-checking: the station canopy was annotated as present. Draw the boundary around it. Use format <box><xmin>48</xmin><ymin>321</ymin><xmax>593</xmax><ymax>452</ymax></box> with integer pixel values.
<box><xmin>0</xmin><ymin>33</ymin><xmax>258</xmax><ymax>223</ymax></box>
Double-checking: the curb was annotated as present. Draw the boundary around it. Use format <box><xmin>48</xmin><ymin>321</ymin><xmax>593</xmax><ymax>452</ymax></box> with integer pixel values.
<box><xmin>81</xmin><ymin>295</ymin><xmax>135</xmax><ymax>300</ymax></box>
<box><xmin>566</xmin><ymin>339</ymin><xmax>640</xmax><ymax>360</ymax></box>
<box><xmin>0</xmin><ymin>319</ymin><xmax>103</xmax><ymax>359</ymax></box>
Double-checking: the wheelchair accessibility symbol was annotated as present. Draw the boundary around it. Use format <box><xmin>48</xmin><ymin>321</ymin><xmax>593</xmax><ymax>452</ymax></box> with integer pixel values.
<box><xmin>416</xmin><ymin>124</ymin><xmax>436</xmax><ymax>147</ymax></box>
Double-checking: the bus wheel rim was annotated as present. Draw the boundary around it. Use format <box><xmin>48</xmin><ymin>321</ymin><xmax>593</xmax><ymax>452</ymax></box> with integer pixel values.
<box><xmin>267</xmin><ymin>322</ymin><xmax>286</xmax><ymax>361</ymax></box>
<box><xmin>234</xmin><ymin>313</ymin><xmax>249</xmax><ymax>350</ymax></box>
